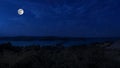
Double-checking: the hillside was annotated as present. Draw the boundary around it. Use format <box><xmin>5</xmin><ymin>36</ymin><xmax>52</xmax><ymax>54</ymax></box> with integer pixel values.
<box><xmin>0</xmin><ymin>41</ymin><xmax>120</xmax><ymax>68</ymax></box>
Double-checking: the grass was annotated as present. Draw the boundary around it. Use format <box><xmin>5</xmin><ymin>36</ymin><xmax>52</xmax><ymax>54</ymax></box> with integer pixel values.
<box><xmin>0</xmin><ymin>41</ymin><xmax>120</xmax><ymax>68</ymax></box>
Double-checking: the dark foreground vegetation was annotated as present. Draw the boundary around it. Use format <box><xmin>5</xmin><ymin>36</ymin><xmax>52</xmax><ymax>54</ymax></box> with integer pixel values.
<box><xmin>0</xmin><ymin>41</ymin><xmax>120</xmax><ymax>68</ymax></box>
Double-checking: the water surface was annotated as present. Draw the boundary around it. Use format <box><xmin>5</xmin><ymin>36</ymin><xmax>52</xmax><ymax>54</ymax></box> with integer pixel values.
<box><xmin>0</xmin><ymin>38</ymin><xmax>118</xmax><ymax>46</ymax></box>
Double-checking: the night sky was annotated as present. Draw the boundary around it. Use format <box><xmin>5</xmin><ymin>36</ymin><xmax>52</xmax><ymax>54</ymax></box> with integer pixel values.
<box><xmin>0</xmin><ymin>0</ymin><xmax>120</xmax><ymax>37</ymax></box>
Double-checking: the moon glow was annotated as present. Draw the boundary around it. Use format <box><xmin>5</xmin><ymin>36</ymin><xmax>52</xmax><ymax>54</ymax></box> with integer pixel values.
<box><xmin>18</xmin><ymin>9</ymin><xmax>24</xmax><ymax>15</ymax></box>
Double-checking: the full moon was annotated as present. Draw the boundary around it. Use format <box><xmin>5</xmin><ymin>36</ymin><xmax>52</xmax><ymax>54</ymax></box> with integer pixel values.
<box><xmin>18</xmin><ymin>9</ymin><xmax>24</xmax><ymax>15</ymax></box>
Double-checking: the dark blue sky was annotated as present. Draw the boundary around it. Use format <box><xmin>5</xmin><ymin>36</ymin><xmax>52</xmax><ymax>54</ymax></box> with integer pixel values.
<box><xmin>0</xmin><ymin>0</ymin><xmax>120</xmax><ymax>37</ymax></box>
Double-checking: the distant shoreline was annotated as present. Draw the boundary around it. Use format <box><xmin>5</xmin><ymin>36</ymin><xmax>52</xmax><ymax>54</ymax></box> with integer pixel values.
<box><xmin>0</xmin><ymin>36</ymin><xmax>119</xmax><ymax>41</ymax></box>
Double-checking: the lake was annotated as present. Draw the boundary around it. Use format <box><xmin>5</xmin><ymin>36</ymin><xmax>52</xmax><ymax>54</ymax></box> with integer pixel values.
<box><xmin>0</xmin><ymin>38</ymin><xmax>118</xmax><ymax>46</ymax></box>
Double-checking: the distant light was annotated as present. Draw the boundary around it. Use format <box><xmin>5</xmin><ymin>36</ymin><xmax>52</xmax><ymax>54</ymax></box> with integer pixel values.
<box><xmin>18</xmin><ymin>9</ymin><xmax>24</xmax><ymax>15</ymax></box>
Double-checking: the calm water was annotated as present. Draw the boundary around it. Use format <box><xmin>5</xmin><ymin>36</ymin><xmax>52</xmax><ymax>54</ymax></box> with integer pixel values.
<box><xmin>0</xmin><ymin>38</ymin><xmax>118</xmax><ymax>46</ymax></box>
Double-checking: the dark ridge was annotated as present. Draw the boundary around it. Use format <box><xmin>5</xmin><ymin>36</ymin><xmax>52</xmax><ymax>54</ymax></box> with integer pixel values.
<box><xmin>0</xmin><ymin>36</ymin><xmax>86</xmax><ymax>41</ymax></box>
<box><xmin>0</xmin><ymin>36</ymin><xmax>119</xmax><ymax>41</ymax></box>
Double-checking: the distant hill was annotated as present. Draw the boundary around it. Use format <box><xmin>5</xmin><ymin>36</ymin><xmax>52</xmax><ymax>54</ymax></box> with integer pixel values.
<box><xmin>0</xmin><ymin>36</ymin><xmax>86</xmax><ymax>41</ymax></box>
